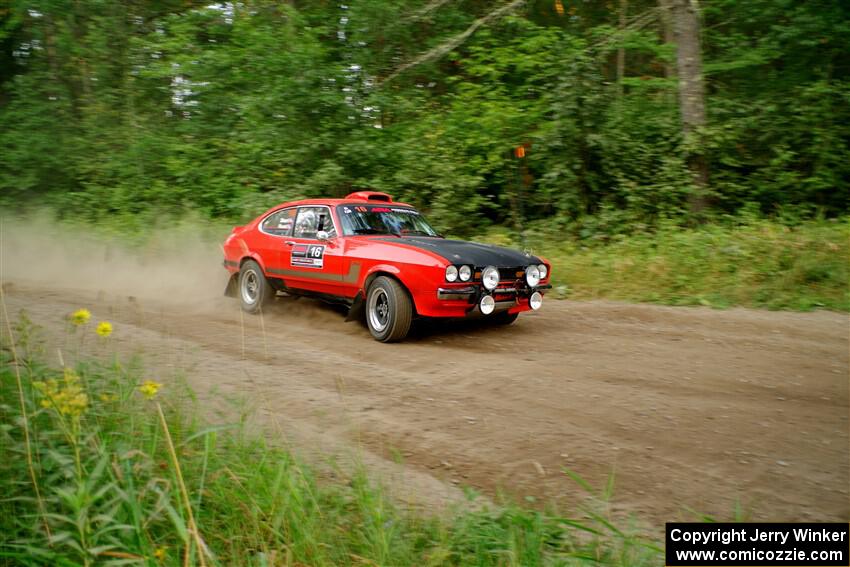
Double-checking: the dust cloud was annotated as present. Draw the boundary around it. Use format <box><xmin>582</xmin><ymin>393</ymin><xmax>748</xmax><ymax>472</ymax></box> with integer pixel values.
<box><xmin>0</xmin><ymin>212</ymin><xmax>233</xmax><ymax>311</ymax></box>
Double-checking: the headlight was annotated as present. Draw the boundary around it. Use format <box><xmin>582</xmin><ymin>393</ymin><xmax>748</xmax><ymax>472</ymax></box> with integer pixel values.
<box><xmin>525</xmin><ymin>265</ymin><xmax>541</xmax><ymax>287</ymax></box>
<box><xmin>480</xmin><ymin>295</ymin><xmax>496</xmax><ymax>315</ymax></box>
<box><xmin>481</xmin><ymin>266</ymin><xmax>499</xmax><ymax>290</ymax></box>
<box><xmin>445</xmin><ymin>265</ymin><xmax>458</xmax><ymax>282</ymax></box>
<box><xmin>529</xmin><ymin>291</ymin><xmax>543</xmax><ymax>310</ymax></box>
<box><xmin>538</xmin><ymin>263</ymin><xmax>548</xmax><ymax>280</ymax></box>
<box><xmin>459</xmin><ymin>265</ymin><xmax>472</xmax><ymax>282</ymax></box>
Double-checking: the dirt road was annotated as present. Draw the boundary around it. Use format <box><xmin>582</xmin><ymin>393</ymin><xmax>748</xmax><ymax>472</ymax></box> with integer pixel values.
<box><xmin>3</xmin><ymin>278</ymin><xmax>847</xmax><ymax>528</ymax></box>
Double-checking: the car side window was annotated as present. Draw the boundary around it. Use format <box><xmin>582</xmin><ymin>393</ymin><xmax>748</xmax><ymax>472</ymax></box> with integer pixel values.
<box><xmin>261</xmin><ymin>208</ymin><xmax>296</xmax><ymax>236</ymax></box>
<box><xmin>319</xmin><ymin>209</ymin><xmax>337</xmax><ymax>238</ymax></box>
<box><xmin>294</xmin><ymin>207</ymin><xmax>336</xmax><ymax>239</ymax></box>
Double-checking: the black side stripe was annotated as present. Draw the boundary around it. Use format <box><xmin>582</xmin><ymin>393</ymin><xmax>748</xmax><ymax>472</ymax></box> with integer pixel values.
<box><xmin>267</xmin><ymin>262</ymin><xmax>362</xmax><ymax>284</ymax></box>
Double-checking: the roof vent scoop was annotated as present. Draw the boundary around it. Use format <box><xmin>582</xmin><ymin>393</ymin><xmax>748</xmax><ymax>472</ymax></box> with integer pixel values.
<box><xmin>345</xmin><ymin>191</ymin><xmax>393</xmax><ymax>202</ymax></box>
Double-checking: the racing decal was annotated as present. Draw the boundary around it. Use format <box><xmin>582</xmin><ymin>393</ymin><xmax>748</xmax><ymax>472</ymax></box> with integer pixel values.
<box><xmin>291</xmin><ymin>244</ymin><xmax>325</xmax><ymax>269</ymax></box>
<box><xmin>344</xmin><ymin>205</ymin><xmax>420</xmax><ymax>215</ymax></box>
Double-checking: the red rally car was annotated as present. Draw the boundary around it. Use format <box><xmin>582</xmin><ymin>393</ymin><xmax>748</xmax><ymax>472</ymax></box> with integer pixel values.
<box><xmin>222</xmin><ymin>191</ymin><xmax>552</xmax><ymax>342</ymax></box>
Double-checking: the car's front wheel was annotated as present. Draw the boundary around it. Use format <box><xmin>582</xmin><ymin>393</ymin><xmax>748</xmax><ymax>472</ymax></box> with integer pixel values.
<box><xmin>366</xmin><ymin>276</ymin><xmax>413</xmax><ymax>342</ymax></box>
<box><xmin>239</xmin><ymin>259</ymin><xmax>273</xmax><ymax>313</ymax></box>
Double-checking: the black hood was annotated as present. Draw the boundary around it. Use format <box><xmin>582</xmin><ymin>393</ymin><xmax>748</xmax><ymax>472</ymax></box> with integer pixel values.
<box><xmin>379</xmin><ymin>237</ymin><xmax>541</xmax><ymax>267</ymax></box>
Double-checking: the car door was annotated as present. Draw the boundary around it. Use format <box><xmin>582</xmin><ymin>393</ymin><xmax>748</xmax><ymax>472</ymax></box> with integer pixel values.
<box><xmin>253</xmin><ymin>207</ymin><xmax>297</xmax><ymax>274</ymax></box>
<box><xmin>283</xmin><ymin>206</ymin><xmax>349</xmax><ymax>296</ymax></box>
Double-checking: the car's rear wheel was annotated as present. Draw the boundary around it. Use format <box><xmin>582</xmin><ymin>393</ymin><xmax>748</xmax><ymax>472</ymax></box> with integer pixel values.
<box><xmin>366</xmin><ymin>276</ymin><xmax>412</xmax><ymax>342</ymax></box>
<box><xmin>493</xmin><ymin>311</ymin><xmax>519</xmax><ymax>325</ymax></box>
<box><xmin>239</xmin><ymin>259</ymin><xmax>273</xmax><ymax>313</ymax></box>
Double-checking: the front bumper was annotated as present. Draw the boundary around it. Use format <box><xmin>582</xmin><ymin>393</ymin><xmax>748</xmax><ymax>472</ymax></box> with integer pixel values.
<box><xmin>436</xmin><ymin>286</ymin><xmax>477</xmax><ymax>301</ymax></box>
<box><xmin>429</xmin><ymin>283</ymin><xmax>551</xmax><ymax>317</ymax></box>
<box><xmin>437</xmin><ymin>283</ymin><xmax>552</xmax><ymax>300</ymax></box>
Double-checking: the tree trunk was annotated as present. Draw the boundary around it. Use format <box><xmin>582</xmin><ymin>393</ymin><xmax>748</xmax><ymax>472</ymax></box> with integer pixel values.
<box><xmin>668</xmin><ymin>0</ymin><xmax>709</xmax><ymax>214</ymax></box>
<box><xmin>617</xmin><ymin>0</ymin><xmax>627</xmax><ymax>96</ymax></box>
<box><xmin>658</xmin><ymin>0</ymin><xmax>675</xmax><ymax>81</ymax></box>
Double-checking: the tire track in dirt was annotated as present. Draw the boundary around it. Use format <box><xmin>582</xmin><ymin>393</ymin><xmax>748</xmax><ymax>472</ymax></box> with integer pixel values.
<box><xmin>3</xmin><ymin>281</ymin><xmax>848</xmax><ymax>532</ymax></box>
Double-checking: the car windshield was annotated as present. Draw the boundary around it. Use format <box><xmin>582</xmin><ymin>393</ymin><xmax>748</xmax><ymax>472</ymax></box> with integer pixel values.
<box><xmin>337</xmin><ymin>205</ymin><xmax>440</xmax><ymax>237</ymax></box>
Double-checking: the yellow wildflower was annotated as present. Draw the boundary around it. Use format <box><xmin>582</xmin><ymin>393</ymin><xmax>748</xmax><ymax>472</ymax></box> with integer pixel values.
<box><xmin>99</xmin><ymin>392</ymin><xmax>118</xmax><ymax>403</ymax></box>
<box><xmin>70</xmin><ymin>308</ymin><xmax>91</xmax><ymax>326</ymax></box>
<box><xmin>138</xmin><ymin>380</ymin><xmax>162</xmax><ymax>400</ymax></box>
<box><xmin>33</xmin><ymin>369</ymin><xmax>88</xmax><ymax>417</ymax></box>
<box><xmin>153</xmin><ymin>547</ymin><xmax>167</xmax><ymax>561</ymax></box>
<box><xmin>95</xmin><ymin>321</ymin><xmax>113</xmax><ymax>338</ymax></box>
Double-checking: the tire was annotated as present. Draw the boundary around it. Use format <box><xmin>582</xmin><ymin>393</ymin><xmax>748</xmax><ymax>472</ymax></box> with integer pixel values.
<box><xmin>238</xmin><ymin>260</ymin><xmax>273</xmax><ymax>313</ymax></box>
<box><xmin>493</xmin><ymin>311</ymin><xmax>519</xmax><ymax>325</ymax></box>
<box><xmin>366</xmin><ymin>276</ymin><xmax>413</xmax><ymax>342</ymax></box>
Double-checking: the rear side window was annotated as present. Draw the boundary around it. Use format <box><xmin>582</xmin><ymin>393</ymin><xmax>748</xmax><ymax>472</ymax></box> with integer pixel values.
<box><xmin>261</xmin><ymin>208</ymin><xmax>296</xmax><ymax>236</ymax></box>
<box><xmin>294</xmin><ymin>207</ymin><xmax>336</xmax><ymax>239</ymax></box>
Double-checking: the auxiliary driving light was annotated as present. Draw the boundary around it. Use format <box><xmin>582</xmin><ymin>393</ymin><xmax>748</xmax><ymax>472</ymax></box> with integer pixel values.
<box><xmin>480</xmin><ymin>294</ymin><xmax>496</xmax><ymax>315</ymax></box>
<box><xmin>529</xmin><ymin>291</ymin><xmax>543</xmax><ymax>310</ymax></box>
<box><xmin>482</xmin><ymin>266</ymin><xmax>500</xmax><ymax>290</ymax></box>
<box><xmin>445</xmin><ymin>265</ymin><xmax>459</xmax><ymax>282</ymax></box>
<box><xmin>459</xmin><ymin>265</ymin><xmax>472</xmax><ymax>282</ymax></box>
<box><xmin>525</xmin><ymin>265</ymin><xmax>541</xmax><ymax>287</ymax></box>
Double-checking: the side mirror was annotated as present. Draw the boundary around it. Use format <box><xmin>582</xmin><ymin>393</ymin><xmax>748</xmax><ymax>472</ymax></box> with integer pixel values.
<box><xmin>317</xmin><ymin>230</ymin><xmax>330</xmax><ymax>241</ymax></box>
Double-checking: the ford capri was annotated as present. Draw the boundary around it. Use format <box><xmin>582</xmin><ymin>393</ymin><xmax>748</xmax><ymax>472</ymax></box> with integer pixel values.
<box><xmin>222</xmin><ymin>191</ymin><xmax>551</xmax><ymax>342</ymax></box>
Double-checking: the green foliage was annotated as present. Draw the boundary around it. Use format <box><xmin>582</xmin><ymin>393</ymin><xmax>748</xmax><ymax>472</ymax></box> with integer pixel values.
<box><xmin>0</xmin><ymin>0</ymin><xmax>847</xmax><ymax>232</ymax></box>
<box><xmin>1</xmin><ymin>317</ymin><xmax>661</xmax><ymax>566</ymax></box>
<box><xmin>507</xmin><ymin>216</ymin><xmax>849</xmax><ymax>311</ymax></box>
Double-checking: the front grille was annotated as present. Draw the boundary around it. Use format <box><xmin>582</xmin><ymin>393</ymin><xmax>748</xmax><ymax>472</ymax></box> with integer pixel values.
<box><xmin>499</xmin><ymin>267</ymin><xmax>525</xmax><ymax>282</ymax></box>
<box><xmin>472</xmin><ymin>266</ymin><xmax>525</xmax><ymax>285</ymax></box>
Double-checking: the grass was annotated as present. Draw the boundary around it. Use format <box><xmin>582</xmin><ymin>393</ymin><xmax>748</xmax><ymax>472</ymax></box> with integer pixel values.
<box><xmin>483</xmin><ymin>217</ymin><xmax>849</xmax><ymax>311</ymax></box>
<box><xmin>5</xmin><ymin>209</ymin><xmax>847</xmax><ymax>313</ymax></box>
<box><xmin>0</xmin><ymin>310</ymin><xmax>661</xmax><ymax>566</ymax></box>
